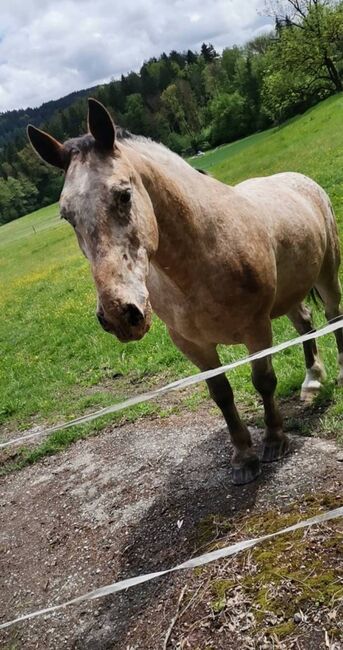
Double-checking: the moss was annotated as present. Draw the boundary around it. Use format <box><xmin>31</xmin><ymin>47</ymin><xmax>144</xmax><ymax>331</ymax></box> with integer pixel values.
<box><xmin>210</xmin><ymin>578</ymin><xmax>236</xmax><ymax>614</ymax></box>
<box><xmin>195</xmin><ymin>493</ymin><xmax>342</xmax><ymax>642</ymax></box>
<box><xmin>243</xmin><ymin>491</ymin><xmax>342</xmax><ymax>538</ymax></box>
<box><xmin>264</xmin><ymin>620</ymin><xmax>295</xmax><ymax>638</ymax></box>
<box><xmin>319</xmin><ymin>493</ymin><xmax>342</xmax><ymax>508</ymax></box>
<box><xmin>196</xmin><ymin>514</ymin><xmax>233</xmax><ymax>548</ymax></box>
<box><xmin>254</xmin><ymin>585</ymin><xmax>273</xmax><ymax>613</ymax></box>
<box><xmin>243</xmin><ymin>510</ymin><xmax>303</xmax><ymax>537</ymax></box>
<box><xmin>329</xmin><ymin>627</ymin><xmax>343</xmax><ymax>639</ymax></box>
<box><xmin>211</xmin><ymin>597</ymin><xmax>226</xmax><ymax>614</ymax></box>
<box><xmin>193</xmin><ymin>566</ymin><xmax>205</xmax><ymax>578</ymax></box>
<box><xmin>322</xmin><ymin>531</ymin><xmax>343</xmax><ymax>550</ymax></box>
<box><xmin>241</xmin><ymin>513</ymin><xmax>342</xmax><ymax>637</ymax></box>
<box><xmin>211</xmin><ymin>578</ymin><xmax>236</xmax><ymax>599</ymax></box>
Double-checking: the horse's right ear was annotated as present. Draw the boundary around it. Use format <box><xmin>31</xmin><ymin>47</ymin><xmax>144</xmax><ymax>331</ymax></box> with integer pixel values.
<box><xmin>27</xmin><ymin>125</ymin><xmax>65</xmax><ymax>169</ymax></box>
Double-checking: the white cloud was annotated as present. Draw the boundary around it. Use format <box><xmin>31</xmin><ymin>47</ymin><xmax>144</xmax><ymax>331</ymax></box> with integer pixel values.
<box><xmin>0</xmin><ymin>0</ymin><xmax>271</xmax><ymax>112</ymax></box>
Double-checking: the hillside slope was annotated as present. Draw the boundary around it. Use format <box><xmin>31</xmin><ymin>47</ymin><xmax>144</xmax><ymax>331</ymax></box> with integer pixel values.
<box><xmin>0</xmin><ymin>93</ymin><xmax>342</xmax><ymax>454</ymax></box>
<box><xmin>0</xmin><ymin>87</ymin><xmax>94</xmax><ymax>147</ymax></box>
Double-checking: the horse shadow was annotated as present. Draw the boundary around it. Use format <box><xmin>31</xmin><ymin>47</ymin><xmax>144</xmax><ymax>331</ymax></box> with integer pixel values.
<box><xmin>71</xmin><ymin>393</ymin><xmax>335</xmax><ymax>650</ymax></box>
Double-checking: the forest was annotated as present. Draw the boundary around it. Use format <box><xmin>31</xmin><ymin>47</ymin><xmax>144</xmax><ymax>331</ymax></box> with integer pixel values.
<box><xmin>0</xmin><ymin>0</ymin><xmax>343</xmax><ymax>225</ymax></box>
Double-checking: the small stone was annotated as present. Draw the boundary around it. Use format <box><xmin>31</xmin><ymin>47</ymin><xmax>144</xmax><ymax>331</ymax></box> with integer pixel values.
<box><xmin>336</xmin><ymin>452</ymin><xmax>343</xmax><ymax>462</ymax></box>
<box><xmin>293</xmin><ymin>612</ymin><xmax>302</xmax><ymax>623</ymax></box>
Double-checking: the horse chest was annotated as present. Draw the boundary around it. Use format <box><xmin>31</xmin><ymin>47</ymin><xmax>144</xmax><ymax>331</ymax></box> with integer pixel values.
<box><xmin>147</xmin><ymin>264</ymin><xmax>258</xmax><ymax>344</ymax></box>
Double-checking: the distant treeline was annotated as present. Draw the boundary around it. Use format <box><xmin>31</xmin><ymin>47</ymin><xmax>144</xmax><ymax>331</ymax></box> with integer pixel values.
<box><xmin>1</xmin><ymin>0</ymin><xmax>343</xmax><ymax>225</ymax></box>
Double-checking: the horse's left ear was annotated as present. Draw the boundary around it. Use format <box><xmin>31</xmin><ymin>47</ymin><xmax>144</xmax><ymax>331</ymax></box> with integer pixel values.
<box><xmin>88</xmin><ymin>98</ymin><xmax>116</xmax><ymax>151</ymax></box>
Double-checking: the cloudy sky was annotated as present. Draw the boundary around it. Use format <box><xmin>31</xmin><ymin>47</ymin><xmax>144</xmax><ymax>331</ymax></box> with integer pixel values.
<box><xmin>0</xmin><ymin>0</ymin><xmax>271</xmax><ymax>113</ymax></box>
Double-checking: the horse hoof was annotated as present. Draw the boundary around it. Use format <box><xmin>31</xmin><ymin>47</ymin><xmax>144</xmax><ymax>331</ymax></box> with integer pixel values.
<box><xmin>232</xmin><ymin>455</ymin><xmax>261</xmax><ymax>485</ymax></box>
<box><xmin>300</xmin><ymin>386</ymin><xmax>320</xmax><ymax>403</ymax></box>
<box><xmin>300</xmin><ymin>364</ymin><xmax>325</xmax><ymax>402</ymax></box>
<box><xmin>262</xmin><ymin>437</ymin><xmax>290</xmax><ymax>463</ymax></box>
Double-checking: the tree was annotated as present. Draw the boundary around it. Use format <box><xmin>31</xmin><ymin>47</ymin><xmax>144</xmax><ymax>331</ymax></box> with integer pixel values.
<box><xmin>123</xmin><ymin>94</ymin><xmax>149</xmax><ymax>135</ymax></box>
<box><xmin>203</xmin><ymin>58</ymin><xmax>229</xmax><ymax>97</ymax></box>
<box><xmin>186</xmin><ymin>49</ymin><xmax>198</xmax><ymax>65</ymax></box>
<box><xmin>261</xmin><ymin>67</ymin><xmax>311</xmax><ymax>121</ymax></box>
<box><xmin>161</xmin><ymin>84</ymin><xmax>188</xmax><ymax>134</ymax></box>
<box><xmin>175</xmin><ymin>79</ymin><xmax>202</xmax><ymax>132</ymax></box>
<box><xmin>0</xmin><ymin>176</ymin><xmax>38</xmax><ymax>225</ymax></box>
<box><xmin>246</xmin><ymin>32</ymin><xmax>275</xmax><ymax>56</ymax></box>
<box><xmin>265</xmin><ymin>0</ymin><xmax>343</xmax><ymax>92</ymax></box>
<box><xmin>5</xmin><ymin>24</ymin><xmax>336</xmax><ymax>223</ymax></box>
<box><xmin>209</xmin><ymin>91</ymin><xmax>249</xmax><ymax>145</ymax></box>
<box><xmin>201</xmin><ymin>43</ymin><xmax>218</xmax><ymax>63</ymax></box>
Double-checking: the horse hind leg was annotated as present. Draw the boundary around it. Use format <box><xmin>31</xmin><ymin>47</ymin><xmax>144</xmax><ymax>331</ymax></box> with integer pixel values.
<box><xmin>287</xmin><ymin>303</ymin><xmax>326</xmax><ymax>402</ymax></box>
<box><xmin>314</xmin><ymin>272</ymin><xmax>343</xmax><ymax>386</ymax></box>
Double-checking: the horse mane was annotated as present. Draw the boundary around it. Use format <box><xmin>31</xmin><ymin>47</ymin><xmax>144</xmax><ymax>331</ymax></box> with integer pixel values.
<box><xmin>121</xmin><ymin>132</ymin><xmax>197</xmax><ymax>175</ymax></box>
<box><xmin>63</xmin><ymin>129</ymin><xmax>203</xmax><ymax>176</ymax></box>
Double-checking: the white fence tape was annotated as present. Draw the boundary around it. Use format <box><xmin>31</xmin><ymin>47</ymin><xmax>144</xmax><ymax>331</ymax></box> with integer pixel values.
<box><xmin>0</xmin><ymin>506</ymin><xmax>341</xmax><ymax>631</ymax></box>
<box><xmin>1</xmin><ymin>318</ymin><xmax>343</xmax><ymax>450</ymax></box>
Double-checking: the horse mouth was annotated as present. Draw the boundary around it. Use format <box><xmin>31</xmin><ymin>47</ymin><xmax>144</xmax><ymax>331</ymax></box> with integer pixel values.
<box><xmin>115</xmin><ymin>330</ymin><xmax>146</xmax><ymax>343</ymax></box>
<box><xmin>110</xmin><ymin>321</ymin><xmax>151</xmax><ymax>343</ymax></box>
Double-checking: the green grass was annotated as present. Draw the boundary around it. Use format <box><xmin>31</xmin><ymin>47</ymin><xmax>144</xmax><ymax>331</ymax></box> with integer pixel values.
<box><xmin>189</xmin><ymin>128</ymin><xmax>278</xmax><ymax>172</ymax></box>
<box><xmin>1</xmin><ymin>93</ymin><xmax>343</xmax><ymax>462</ymax></box>
<box><xmin>0</xmin><ymin>208</ymin><xmax>190</xmax><ymax>429</ymax></box>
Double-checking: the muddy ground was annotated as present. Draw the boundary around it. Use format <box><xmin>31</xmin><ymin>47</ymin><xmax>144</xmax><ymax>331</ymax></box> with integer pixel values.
<box><xmin>0</xmin><ymin>405</ymin><xmax>342</xmax><ymax>649</ymax></box>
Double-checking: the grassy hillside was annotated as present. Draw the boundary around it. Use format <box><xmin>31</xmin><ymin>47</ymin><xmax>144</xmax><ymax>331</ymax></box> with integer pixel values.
<box><xmin>1</xmin><ymin>94</ymin><xmax>343</xmax><ymax>460</ymax></box>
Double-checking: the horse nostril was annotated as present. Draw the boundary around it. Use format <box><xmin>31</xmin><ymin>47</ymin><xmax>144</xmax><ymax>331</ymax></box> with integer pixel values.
<box><xmin>124</xmin><ymin>303</ymin><xmax>144</xmax><ymax>327</ymax></box>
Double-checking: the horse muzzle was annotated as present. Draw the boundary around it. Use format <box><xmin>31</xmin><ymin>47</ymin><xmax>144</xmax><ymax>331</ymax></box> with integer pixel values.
<box><xmin>96</xmin><ymin>302</ymin><xmax>151</xmax><ymax>342</ymax></box>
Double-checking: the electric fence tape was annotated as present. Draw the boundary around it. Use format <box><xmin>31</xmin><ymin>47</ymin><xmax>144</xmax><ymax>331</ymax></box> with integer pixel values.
<box><xmin>1</xmin><ymin>318</ymin><xmax>343</xmax><ymax>450</ymax></box>
<box><xmin>0</xmin><ymin>506</ymin><xmax>341</xmax><ymax>630</ymax></box>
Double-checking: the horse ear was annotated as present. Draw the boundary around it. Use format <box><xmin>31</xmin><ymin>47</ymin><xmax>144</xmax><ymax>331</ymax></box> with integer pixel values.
<box><xmin>88</xmin><ymin>98</ymin><xmax>115</xmax><ymax>151</ymax></box>
<box><xmin>27</xmin><ymin>125</ymin><xmax>65</xmax><ymax>169</ymax></box>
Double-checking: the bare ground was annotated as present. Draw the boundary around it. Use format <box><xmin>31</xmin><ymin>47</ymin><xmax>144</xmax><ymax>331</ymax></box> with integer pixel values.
<box><xmin>0</xmin><ymin>405</ymin><xmax>342</xmax><ymax>650</ymax></box>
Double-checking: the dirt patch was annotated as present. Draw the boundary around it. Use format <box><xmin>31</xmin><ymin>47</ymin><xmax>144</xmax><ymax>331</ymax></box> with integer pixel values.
<box><xmin>0</xmin><ymin>408</ymin><xmax>342</xmax><ymax>649</ymax></box>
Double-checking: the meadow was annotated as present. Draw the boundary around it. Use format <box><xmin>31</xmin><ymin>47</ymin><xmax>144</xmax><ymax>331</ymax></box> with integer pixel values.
<box><xmin>1</xmin><ymin>94</ymin><xmax>343</xmax><ymax>465</ymax></box>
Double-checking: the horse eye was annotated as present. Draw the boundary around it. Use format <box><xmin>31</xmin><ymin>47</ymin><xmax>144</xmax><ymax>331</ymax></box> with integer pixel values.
<box><xmin>120</xmin><ymin>189</ymin><xmax>132</xmax><ymax>205</ymax></box>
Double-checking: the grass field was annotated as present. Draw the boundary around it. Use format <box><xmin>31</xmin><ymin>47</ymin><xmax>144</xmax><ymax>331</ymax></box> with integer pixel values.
<box><xmin>1</xmin><ymin>94</ymin><xmax>343</xmax><ymax>465</ymax></box>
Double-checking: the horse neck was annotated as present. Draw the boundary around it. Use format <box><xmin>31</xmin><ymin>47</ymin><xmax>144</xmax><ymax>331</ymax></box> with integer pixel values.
<box><xmin>126</xmin><ymin>143</ymin><xmax>203</xmax><ymax>287</ymax></box>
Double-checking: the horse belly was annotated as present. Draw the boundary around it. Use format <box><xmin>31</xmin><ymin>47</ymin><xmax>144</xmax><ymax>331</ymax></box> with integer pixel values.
<box><xmin>271</xmin><ymin>219</ymin><xmax>326</xmax><ymax>317</ymax></box>
<box><xmin>237</xmin><ymin>173</ymin><xmax>329</xmax><ymax>318</ymax></box>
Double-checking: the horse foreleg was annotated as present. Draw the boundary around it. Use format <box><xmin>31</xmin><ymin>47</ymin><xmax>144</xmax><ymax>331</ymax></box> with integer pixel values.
<box><xmin>246</xmin><ymin>324</ymin><xmax>290</xmax><ymax>463</ymax></box>
<box><xmin>168</xmin><ymin>329</ymin><xmax>260</xmax><ymax>485</ymax></box>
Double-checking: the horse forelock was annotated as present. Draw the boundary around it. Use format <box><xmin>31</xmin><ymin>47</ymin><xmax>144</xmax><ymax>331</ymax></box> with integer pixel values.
<box><xmin>62</xmin><ymin>128</ymin><xmax>135</xmax><ymax>167</ymax></box>
<box><xmin>62</xmin><ymin>125</ymin><xmax>194</xmax><ymax>180</ymax></box>
<box><xmin>64</xmin><ymin>128</ymin><xmax>134</xmax><ymax>150</ymax></box>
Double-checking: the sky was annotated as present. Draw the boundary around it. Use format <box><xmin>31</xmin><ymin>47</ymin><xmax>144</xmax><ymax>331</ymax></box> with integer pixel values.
<box><xmin>0</xmin><ymin>0</ymin><xmax>272</xmax><ymax>113</ymax></box>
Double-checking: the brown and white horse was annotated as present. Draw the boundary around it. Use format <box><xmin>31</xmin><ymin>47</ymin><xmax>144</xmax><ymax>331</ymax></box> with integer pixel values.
<box><xmin>28</xmin><ymin>98</ymin><xmax>343</xmax><ymax>485</ymax></box>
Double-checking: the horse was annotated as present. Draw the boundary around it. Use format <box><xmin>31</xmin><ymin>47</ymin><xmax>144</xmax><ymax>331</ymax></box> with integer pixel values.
<box><xmin>27</xmin><ymin>98</ymin><xmax>343</xmax><ymax>485</ymax></box>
